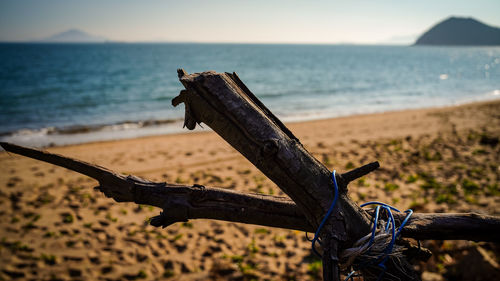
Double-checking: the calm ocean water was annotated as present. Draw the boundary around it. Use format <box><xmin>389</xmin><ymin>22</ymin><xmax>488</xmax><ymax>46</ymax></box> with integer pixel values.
<box><xmin>1</xmin><ymin>43</ymin><xmax>499</xmax><ymax>147</ymax></box>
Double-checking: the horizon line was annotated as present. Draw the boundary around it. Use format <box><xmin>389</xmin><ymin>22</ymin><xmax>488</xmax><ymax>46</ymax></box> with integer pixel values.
<box><xmin>0</xmin><ymin>40</ymin><xmax>414</xmax><ymax>46</ymax></box>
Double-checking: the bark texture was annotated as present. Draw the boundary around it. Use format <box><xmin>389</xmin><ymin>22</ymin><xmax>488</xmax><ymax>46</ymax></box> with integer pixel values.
<box><xmin>174</xmin><ymin>70</ymin><xmax>376</xmax><ymax>279</ymax></box>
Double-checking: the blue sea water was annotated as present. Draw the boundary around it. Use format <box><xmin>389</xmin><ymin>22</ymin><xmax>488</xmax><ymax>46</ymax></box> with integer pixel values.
<box><xmin>0</xmin><ymin>43</ymin><xmax>499</xmax><ymax>147</ymax></box>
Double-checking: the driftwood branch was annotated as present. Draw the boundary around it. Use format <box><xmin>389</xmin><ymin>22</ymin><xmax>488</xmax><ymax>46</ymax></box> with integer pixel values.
<box><xmin>2</xmin><ymin>142</ymin><xmax>499</xmax><ymax>243</ymax></box>
<box><xmin>0</xmin><ymin>142</ymin><xmax>306</xmax><ymax>230</ymax></box>
<box><xmin>174</xmin><ymin>70</ymin><xmax>368</xmax><ymax>232</ymax></box>
<box><xmin>175</xmin><ymin>70</ymin><xmax>373</xmax><ymax>280</ymax></box>
<box><xmin>174</xmin><ymin>70</ymin><xmax>419</xmax><ymax>280</ymax></box>
<box><xmin>3</xmin><ymin>70</ymin><xmax>499</xmax><ymax>280</ymax></box>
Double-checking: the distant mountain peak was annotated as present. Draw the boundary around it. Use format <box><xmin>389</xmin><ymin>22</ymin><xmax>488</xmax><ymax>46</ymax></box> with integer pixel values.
<box><xmin>415</xmin><ymin>17</ymin><xmax>500</xmax><ymax>46</ymax></box>
<box><xmin>39</xmin><ymin>29</ymin><xmax>107</xmax><ymax>43</ymax></box>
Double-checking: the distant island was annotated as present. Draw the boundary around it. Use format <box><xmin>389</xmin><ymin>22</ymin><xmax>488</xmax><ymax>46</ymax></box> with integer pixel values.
<box><xmin>36</xmin><ymin>29</ymin><xmax>107</xmax><ymax>43</ymax></box>
<box><xmin>415</xmin><ymin>17</ymin><xmax>500</xmax><ymax>46</ymax></box>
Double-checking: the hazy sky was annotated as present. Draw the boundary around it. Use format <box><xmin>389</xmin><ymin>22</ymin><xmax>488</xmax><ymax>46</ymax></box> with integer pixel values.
<box><xmin>1</xmin><ymin>0</ymin><xmax>500</xmax><ymax>44</ymax></box>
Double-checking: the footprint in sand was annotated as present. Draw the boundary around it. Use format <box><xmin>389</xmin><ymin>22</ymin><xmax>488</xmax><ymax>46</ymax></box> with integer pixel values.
<box><xmin>101</xmin><ymin>266</ymin><xmax>113</xmax><ymax>274</ymax></box>
<box><xmin>2</xmin><ymin>268</ymin><xmax>25</xmax><ymax>279</ymax></box>
<box><xmin>68</xmin><ymin>268</ymin><xmax>82</xmax><ymax>278</ymax></box>
<box><xmin>88</xmin><ymin>255</ymin><xmax>100</xmax><ymax>264</ymax></box>
<box><xmin>6</xmin><ymin>176</ymin><xmax>22</xmax><ymax>187</ymax></box>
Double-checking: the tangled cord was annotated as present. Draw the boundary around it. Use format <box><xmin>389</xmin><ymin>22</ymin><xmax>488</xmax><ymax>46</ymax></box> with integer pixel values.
<box><xmin>343</xmin><ymin>202</ymin><xmax>413</xmax><ymax>281</ymax></box>
<box><xmin>307</xmin><ymin>171</ymin><xmax>413</xmax><ymax>281</ymax></box>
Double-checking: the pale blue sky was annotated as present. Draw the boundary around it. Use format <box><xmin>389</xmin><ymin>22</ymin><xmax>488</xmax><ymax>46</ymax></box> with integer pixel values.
<box><xmin>1</xmin><ymin>0</ymin><xmax>499</xmax><ymax>43</ymax></box>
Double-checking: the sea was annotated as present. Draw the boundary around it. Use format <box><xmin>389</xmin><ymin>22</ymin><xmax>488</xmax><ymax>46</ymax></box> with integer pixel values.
<box><xmin>1</xmin><ymin>43</ymin><xmax>499</xmax><ymax>147</ymax></box>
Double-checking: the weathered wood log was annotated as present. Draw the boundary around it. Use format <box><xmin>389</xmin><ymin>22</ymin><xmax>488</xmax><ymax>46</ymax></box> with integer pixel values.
<box><xmin>173</xmin><ymin>70</ymin><xmax>420</xmax><ymax>280</ymax></box>
<box><xmin>174</xmin><ymin>70</ymin><xmax>355</xmax><ymax>230</ymax></box>
<box><xmin>3</xmin><ymin>141</ymin><xmax>499</xmax><ymax>244</ymax></box>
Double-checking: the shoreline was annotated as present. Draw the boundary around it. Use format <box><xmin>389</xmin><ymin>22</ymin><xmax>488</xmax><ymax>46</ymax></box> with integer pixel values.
<box><xmin>2</xmin><ymin>98</ymin><xmax>499</xmax><ymax>150</ymax></box>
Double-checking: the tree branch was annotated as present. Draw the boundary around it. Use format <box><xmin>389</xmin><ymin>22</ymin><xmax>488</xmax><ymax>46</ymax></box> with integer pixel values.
<box><xmin>396</xmin><ymin>212</ymin><xmax>500</xmax><ymax>242</ymax></box>
<box><xmin>0</xmin><ymin>142</ymin><xmax>309</xmax><ymax>230</ymax></box>
<box><xmin>2</xmin><ymin>142</ymin><xmax>499</xmax><ymax>243</ymax></box>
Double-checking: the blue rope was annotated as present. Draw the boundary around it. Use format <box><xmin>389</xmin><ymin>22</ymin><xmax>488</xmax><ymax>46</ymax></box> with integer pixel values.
<box><xmin>305</xmin><ymin>170</ymin><xmax>414</xmax><ymax>280</ymax></box>
<box><xmin>344</xmin><ymin>202</ymin><xmax>413</xmax><ymax>281</ymax></box>
<box><xmin>310</xmin><ymin>170</ymin><xmax>339</xmax><ymax>257</ymax></box>
<box><xmin>360</xmin><ymin>201</ymin><xmax>401</xmax><ymax>212</ymax></box>
<box><xmin>396</xmin><ymin>209</ymin><xmax>413</xmax><ymax>238</ymax></box>
<box><xmin>368</xmin><ymin>205</ymin><xmax>381</xmax><ymax>247</ymax></box>
<box><xmin>377</xmin><ymin>205</ymin><xmax>397</xmax><ymax>270</ymax></box>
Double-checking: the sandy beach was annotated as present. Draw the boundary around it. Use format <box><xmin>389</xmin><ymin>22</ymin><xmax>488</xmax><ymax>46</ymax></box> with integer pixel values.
<box><xmin>0</xmin><ymin>100</ymin><xmax>499</xmax><ymax>280</ymax></box>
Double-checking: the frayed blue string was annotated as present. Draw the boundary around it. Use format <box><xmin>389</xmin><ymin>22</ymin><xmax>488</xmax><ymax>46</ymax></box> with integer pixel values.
<box><xmin>360</xmin><ymin>201</ymin><xmax>401</xmax><ymax>212</ymax></box>
<box><xmin>377</xmin><ymin>206</ymin><xmax>396</xmax><ymax>269</ymax></box>
<box><xmin>368</xmin><ymin>205</ymin><xmax>381</xmax><ymax>247</ymax></box>
<box><xmin>344</xmin><ymin>270</ymin><xmax>358</xmax><ymax>280</ymax></box>
<box><xmin>310</xmin><ymin>170</ymin><xmax>339</xmax><ymax>257</ymax></box>
<box><xmin>396</xmin><ymin>209</ymin><xmax>413</xmax><ymax>238</ymax></box>
<box><xmin>345</xmin><ymin>202</ymin><xmax>413</xmax><ymax>281</ymax></box>
<box><xmin>305</xmin><ymin>171</ymin><xmax>414</xmax><ymax>280</ymax></box>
